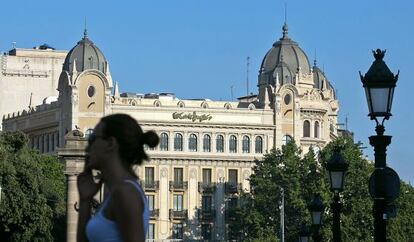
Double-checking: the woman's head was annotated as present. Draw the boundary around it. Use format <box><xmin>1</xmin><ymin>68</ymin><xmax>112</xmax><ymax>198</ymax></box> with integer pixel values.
<box><xmin>87</xmin><ymin>114</ymin><xmax>158</xmax><ymax>172</ymax></box>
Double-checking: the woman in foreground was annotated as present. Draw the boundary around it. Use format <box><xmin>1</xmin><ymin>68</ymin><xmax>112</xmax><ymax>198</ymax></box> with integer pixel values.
<box><xmin>77</xmin><ymin>114</ymin><xmax>159</xmax><ymax>242</ymax></box>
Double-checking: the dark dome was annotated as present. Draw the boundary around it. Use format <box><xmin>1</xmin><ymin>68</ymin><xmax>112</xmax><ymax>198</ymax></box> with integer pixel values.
<box><xmin>260</xmin><ymin>23</ymin><xmax>311</xmax><ymax>85</ymax></box>
<box><xmin>63</xmin><ymin>30</ymin><xmax>106</xmax><ymax>73</ymax></box>
<box><xmin>312</xmin><ymin>63</ymin><xmax>327</xmax><ymax>89</ymax></box>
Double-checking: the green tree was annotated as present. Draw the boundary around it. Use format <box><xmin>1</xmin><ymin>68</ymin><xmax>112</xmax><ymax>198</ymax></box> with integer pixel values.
<box><xmin>231</xmin><ymin>136</ymin><xmax>414</xmax><ymax>241</ymax></box>
<box><xmin>230</xmin><ymin>141</ymin><xmax>326</xmax><ymax>242</ymax></box>
<box><xmin>0</xmin><ymin>131</ymin><xmax>66</xmax><ymax>242</ymax></box>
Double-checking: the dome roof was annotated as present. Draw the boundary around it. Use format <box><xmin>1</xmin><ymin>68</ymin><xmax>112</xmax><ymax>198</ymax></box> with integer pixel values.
<box><xmin>312</xmin><ymin>61</ymin><xmax>327</xmax><ymax>89</ymax></box>
<box><xmin>63</xmin><ymin>30</ymin><xmax>106</xmax><ymax>73</ymax></box>
<box><xmin>260</xmin><ymin>23</ymin><xmax>311</xmax><ymax>85</ymax></box>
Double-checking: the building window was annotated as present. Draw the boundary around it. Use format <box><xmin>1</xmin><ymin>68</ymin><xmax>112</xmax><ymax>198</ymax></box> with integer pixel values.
<box><xmin>282</xmin><ymin>135</ymin><xmax>293</xmax><ymax>146</ymax></box>
<box><xmin>189</xmin><ymin>134</ymin><xmax>197</xmax><ymax>152</ymax></box>
<box><xmin>229</xmin><ymin>135</ymin><xmax>237</xmax><ymax>153</ymax></box>
<box><xmin>201</xmin><ymin>224</ymin><xmax>212</xmax><ymax>240</ymax></box>
<box><xmin>255</xmin><ymin>136</ymin><xmax>263</xmax><ymax>153</ymax></box>
<box><xmin>45</xmin><ymin>134</ymin><xmax>49</xmax><ymax>153</ymax></box>
<box><xmin>172</xmin><ymin>223</ymin><xmax>183</xmax><ymax>240</ymax></box>
<box><xmin>50</xmin><ymin>133</ymin><xmax>55</xmax><ymax>152</ymax></box>
<box><xmin>314</xmin><ymin>121</ymin><xmax>320</xmax><ymax>138</ymax></box>
<box><xmin>303</xmin><ymin>120</ymin><xmax>311</xmax><ymax>137</ymax></box>
<box><xmin>284</xmin><ymin>93</ymin><xmax>291</xmax><ymax>105</ymax></box>
<box><xmin>174</xmin><ymin>168</ymin><xmax>183</xmax><ymax>184</ymax></box>
<box><xmin>203</xmin><ymin>134</ymin><xmax>211</xmax><ymax>152</ymax></box>
<box><xmin>145</xmin><ymin>167</ymin><xmax>155</xmax><ymax>186</ymax></box>
<box><xmin>202</xmin><ymin>195</ymin><xmax>212</xmax><ymax>211</ymax></box>
<box><xmin>146</xmin><ymin>195</ymin><xmax>155</xmax><ymax>211</ymax></box>
<box><xmin>160</xmin><ymin>133</ymin><xmax>169</xmax><ymax>151</ymax></box>
<box><xmin>228</xmin><ymin>169</ymin><xmax>238</xmax><ymax>185</ymax></box>
<box><xmin>242</xmin><ymin>135</ymin><xmax>250</xmax><ymax>153</ymax></box>
<box><xmin>173</xmin><ymin>194</ymin><xmax>183</xmax><ymax>211</ymax></box>
<box><xmin>146</xmin><ymin>224</ymin><xmax>155</xmax><ymax>240</ymax></box>
<box><xmin>85</xmin><ymin>128</ymin><xmax>94</xmax><ymax>138</ymax></box>
<box><xmin>216</xmin><ymin>135</ymin><xmax>224</xmax><ymax>153</ymax></box>
<box><xmin>202</xmin><ymin>168</ymin><xmax>212</xmax><ymax>184</ymax></box>
<box><xmin>174</xmin><ymin>133</ymin><xmax>183</xmax><ymax>151</ymax></box>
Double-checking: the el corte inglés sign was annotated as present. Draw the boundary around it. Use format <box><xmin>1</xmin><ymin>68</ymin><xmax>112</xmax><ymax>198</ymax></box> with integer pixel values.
<box><xmin>172</xmin><ymin>111</ymin><xmax>212</xmax><ymax>122</ymax></box>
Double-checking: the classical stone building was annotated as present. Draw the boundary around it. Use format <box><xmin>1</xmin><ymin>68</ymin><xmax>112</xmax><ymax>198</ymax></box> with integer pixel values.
<box><xmin>2</xmin><ymin>23</ymin><xmax>339</xmax><ymax>241</ymax></box>
<box><xmin>0</xmin><ymin>45</ymin><xmax>67</xmax><ymax>129</ymax></box>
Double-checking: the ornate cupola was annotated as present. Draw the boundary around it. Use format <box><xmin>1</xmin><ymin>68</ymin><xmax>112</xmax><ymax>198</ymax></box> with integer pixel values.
<box><xmin>62</xmin><ymin>29</ymin><xmax>108</xmax><ymax>74</ymax></box>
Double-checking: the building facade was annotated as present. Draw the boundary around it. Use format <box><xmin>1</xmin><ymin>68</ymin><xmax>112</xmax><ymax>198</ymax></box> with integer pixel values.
<box><xmin>0</xmin><ymin>45</ymin><xmax>67</xmax><ymax>129</ymax></box>
<box><xmin>2</xmin><ymin>23</ymin><xmax>339</xmax><ymax>241</ymax></box>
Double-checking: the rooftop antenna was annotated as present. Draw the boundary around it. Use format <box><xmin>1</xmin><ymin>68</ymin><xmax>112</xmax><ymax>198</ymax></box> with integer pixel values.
<box><xmin>345</xmin><ymin>114</ymin><xmax>349</xmax><ymax>130</ymax></box>
<box><xmin>282</xmin><ymin>3</ymin><xmax>289</xmax><ymax>38</ymax></box>
<box><xmin>84</xmin><ymin>18</ymin><xmax>88</xmax><ymax>38</ymax></box>
<box><xmin>230</xmin><ymin>85</ymin><xmax>234</xmax><ymax>101</ymax></box>
<box><xmin>246</xmin><ymin>56</ymin><xmax>250</xmax><ymax>96</ymax></box>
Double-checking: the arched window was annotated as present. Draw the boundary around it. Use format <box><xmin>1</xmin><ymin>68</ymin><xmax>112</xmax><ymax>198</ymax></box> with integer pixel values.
<box><xmin>229</xmin><ymin>135</ymin><xmax>237</xmax><ymax>153</ymax></box>
<box><xmin>189</xmin><ymin>134</ymin><xmax>198</xmax><ymax>152</ymax></box>
<box><xmin>203</xmin><ymin>134</ymin><xmax>211</xmax><ymax>152</ymax></box>
<box><xmin>303</xmin><ymin>120</ymin><xmax>311</xmax><ymax>137</ymax></box>
<box><xmin>282</xmin><ymin>135</ymin><xmax>293</xmax><ymax>146</ymax></box>
<box><xmin>255</xmin><ymin>136</ymin><xmax>263</xmax><ymax>153</ymax></box>
<box><xmin>242</xmin><ymin>136</ymin><xmax>250</xmax><ymax>153</ymax></box>
<box><xmin>174</xmin><ymin>133</ymin><xmax>183</xmax><ymax>151</ymax></box>
<box><xmin>160</xmin><ymin>133</ymin><xmax>169</xmax><ymax>151</ymax></box>
<box><xmin>216</xmin><ymin>135</ymin><xmax>224</xmax><ymax>153</ymax></box>
<box><xmin>314</xmin><ymin>121</ymin><xmax>320</xmax><ymax>138</ymax></box>
<box><xmin>85</xmin><ymin>128</ymin><xmax>94</xmax><ymax>138</ymax></box>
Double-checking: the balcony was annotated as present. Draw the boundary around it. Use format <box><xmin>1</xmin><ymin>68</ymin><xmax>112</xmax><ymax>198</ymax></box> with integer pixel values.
<box><xmin>143</xmin><ymin>181</ymin><xmax>159</xmax><ymax>191</ymax></box>
<box><xmin>169</xmin><ymin>181</ymin><xmax>188</xmax><ymax>191</ymax></box>
<box><xmin>169</xmin><ymin>209</ymin><xmax>188</xmax><ymax>220</ymax></box>
<box><xmin>225</xmin><ymin>182</ymin><xmax>242</xmax><ymax>194</ymax></box>
<box><xmin>198</xmin><ymin>208</ymin><xmax>216</xmax><ymax>221</ymax></box>
<box><xmin>149</xmin><ymin>209</ymin><xmax>159</xmax><ymax>219</ymax></box>
<box><xmin>198</xmin><ymin>182</ymin><xmax>217</xmax><ymax>193</ymax></box>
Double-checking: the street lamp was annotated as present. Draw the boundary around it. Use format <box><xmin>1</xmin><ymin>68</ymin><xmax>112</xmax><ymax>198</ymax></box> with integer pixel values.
<box><xmin>298</xmin><ymin>223</ymin><xmax>311</xmax><ymax>242</ymax></box>
<box><xmin>326</xmin><ymin>148</ymin><xmax>348</xmax><ymax>242</ymax></box>
<box><xmin>308</xmin><ymin>194</ymin><xmax>325</xmax><ymax>242</ymax></box>
<box><xmin>360</xmin><ymin>49</ymin><xmax>400</xmax><ymax>242</ymax></box>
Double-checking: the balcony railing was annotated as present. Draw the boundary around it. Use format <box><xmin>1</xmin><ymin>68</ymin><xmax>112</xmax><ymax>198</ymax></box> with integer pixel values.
<box><xmin>169</xmin><ymin>181</ymin><xmax>188</xmax><ymax>191</ymax></box>
<box><xmin>198</xmin><ymin>208</ymin><xmax>216</xmax><ymax>221</ymax></box>
<box><xmin>198</xmin><ymin>182</ymin><xmax>217</xmax><ymax>193</ymax></box>
<box><xmin>225</xmin><ymin>182</ymin><xmax>242</xmax><ymax>194</ymax></box>
<box><xmin>144</xmin><ymin>181</ymin><xmax>159</xmax><ymax>191</ymax></box>
<box><xmin>169</xmin><ymin>209</ymin><xmax>188</xmax><ymax>220</ymax></box>
<box><xmin>149</xmin><ymin>209</ymin><xmax>159</xmax><ymax>219</ymax></box>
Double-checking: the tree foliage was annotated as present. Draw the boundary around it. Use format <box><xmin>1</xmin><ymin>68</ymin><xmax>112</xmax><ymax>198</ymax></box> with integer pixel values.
<box><xmin>0</xmin><ymin>131</ymin><xmax>66</xmax><ymax>241</ymax></box>
<box><xmin>230</xmin><ymin>137</ymin><xmax>414</xmax><ymax>241</ymax></box>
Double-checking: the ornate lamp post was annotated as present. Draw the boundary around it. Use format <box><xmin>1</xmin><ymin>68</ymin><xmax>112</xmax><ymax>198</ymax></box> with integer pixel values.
<box><xmin>298</xmin><ymin>223</ymin><xmax>311</xmax><ymax>242</ymax></box>
<box><xmin>326</xmin><ymin>148</ymin><xmax>348</xmax><ymax>242</ymax></box>
<box><xmin>360</xmin><ymin>49</ymin><xmax>400</xmax><ymax>242</ymax></box>
<box><xmin>308</xmin><ymin>194</ymin><xmax>325</xmax><ymax>242</ymax></box>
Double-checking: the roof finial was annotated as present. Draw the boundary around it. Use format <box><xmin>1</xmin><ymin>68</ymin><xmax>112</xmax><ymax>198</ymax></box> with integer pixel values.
<box><xmin>282</xmin><ymin>3</ymin><xmax>288</xmax><ymax>38</ymax></box>
<box><xmin>83</xmin><ymin>18</ymin><xmax>88</xmax><ymax>39</ymax></box>
<box><xmin>314</xmin><ymin>49</ymin><xmax>317</xmax><ymax>66</ymax></box>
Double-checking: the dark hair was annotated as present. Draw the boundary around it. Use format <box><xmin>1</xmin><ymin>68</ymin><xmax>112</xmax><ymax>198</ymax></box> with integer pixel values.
<box><xmin>100</xmin><ymin>114</ymin><xmax>159</xmax><ymax>169</ymax></box>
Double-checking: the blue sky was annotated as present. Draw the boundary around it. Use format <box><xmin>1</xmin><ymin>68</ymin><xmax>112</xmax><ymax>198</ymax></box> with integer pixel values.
<box><xmin>1</xmin><ymin>0</ymin><xmax>413</xmax><ymax>184</ymax></box>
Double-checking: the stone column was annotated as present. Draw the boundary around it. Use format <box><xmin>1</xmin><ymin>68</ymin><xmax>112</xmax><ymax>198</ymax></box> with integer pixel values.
<box><xmin>215</xmin><ymin>169</ymin><xmax>225</xmax><ymax>240</ymax></box>
<box><xmin>66</xmin><ymin>174</ymin><xmax>79</xmax><ymax>242</ymax></box>
<box><xmin>188</xmin><ymin>167</ymin><xmax>199</xmax><ymax>240</ymax></box>
<box><xmin>159</xmin><ymin>166</ymin><xmax>170</xmax><ymax>239</ymax></box>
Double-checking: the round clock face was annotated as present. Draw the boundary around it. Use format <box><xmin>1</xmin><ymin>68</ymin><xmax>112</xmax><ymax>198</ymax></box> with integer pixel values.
<box><xmin>284</xmin><ymin>94</ymin><xmax>291</xmax><ymax>105</ymax></box>
<box><xmin>87</xmin><ymin>85</ymin><xmax>95</xmax><ymax>98</ymax></box>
